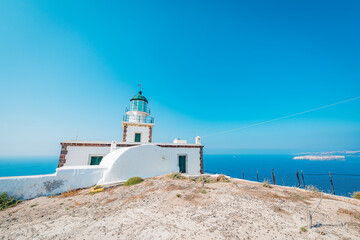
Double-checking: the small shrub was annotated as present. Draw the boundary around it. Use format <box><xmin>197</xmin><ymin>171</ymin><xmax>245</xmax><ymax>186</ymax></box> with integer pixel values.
<box><xmin>262</xmin><ymin>180</ymin><xmax>272</xmax><ymax>188</ymax></box>
<box><xmin>306</xmin><ymin>185</ymin><xmax>319</xmax><ymax>193</ymax></box>
<box><xmin>176</xmin><ymin>194</ymin><xmax>181</xmax><ymax>198</ymax></box>
<box><xmin>123</xmin><ymin>177</ymin><xmax>144</xmax><ymax>186</ymax></box>
<box><xmin>300</xmin><ymin>226</ymin><xmax>307</xmax><ymax>232</ymax></box>
<box><xmin>197</xmin><ymin>176</ymin><xmax>215</xmax><ymax>183</ymax></box>
<box><xmin>168</xmin><ymin>172</ymin><xmax>185</xmax><ymax>179</ymax></box>
<box><xmin>216</xmin><ymin>174</ymin><xmax>230</xmax><ymax>182</ymax></box>
<box><xmin>0</xmin><ymin>193</ymin><xmax>21</xmax><ymax>211</ymax></box>
<box><xmin>30</xmin><ymin>204</ymin><xmax>38</xmax><ymax>208</ymax></box>
<box><xmin>200</xmin><ymin>190</ymin><xmax>207</xmax><ymax>194</ymax></box>
<box><xmin>352</xmin><ymin>191</ymin><xmax>360</xmax><ymax>200</ymax></box>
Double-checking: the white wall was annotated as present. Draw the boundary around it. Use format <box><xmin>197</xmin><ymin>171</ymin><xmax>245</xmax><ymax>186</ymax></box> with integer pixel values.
<box><xmin>0</xmin><ymin>166</ymin><xmax>107</xmax><ymax>200</ymax></box>
<box><xmin>0</xmin><ymin>144</ymin><xmax>201</xmax><ymax>200</ymax></box>
<box><xmin>167</xmin><ymin>147</ymin><xmax>201</xmax><ymax>175</ymax></box>
<box><xmin>98</xmin><ymin>145</ymin><xmax>201</xmax><ymax>184</ymax></box>
<box><xmin>125</xmin><ymin>125</ymin><xmax>150</xmax><ymax>143</ymax></box>
<box><xmin>65</xmin><ymin>146</ymin><xmax>112</xmax><ymax>166</ymax></box>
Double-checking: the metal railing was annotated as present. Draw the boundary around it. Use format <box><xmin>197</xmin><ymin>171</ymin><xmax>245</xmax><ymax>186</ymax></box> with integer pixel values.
<box><xmin>123</xmin><ymin>115</ymin><xmax>154</xmax><ymax>123</ymax></box>
<box><xmin>125</xmin><ymin>107</ymin><xmax>151</xmax><ymax>114</ymax></box>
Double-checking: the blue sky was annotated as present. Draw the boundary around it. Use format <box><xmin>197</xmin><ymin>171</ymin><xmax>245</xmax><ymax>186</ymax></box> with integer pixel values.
<box><xmin>0</xmin><ymin>0</ymin><xmax>359</xmax><ymax>156</ymax></box>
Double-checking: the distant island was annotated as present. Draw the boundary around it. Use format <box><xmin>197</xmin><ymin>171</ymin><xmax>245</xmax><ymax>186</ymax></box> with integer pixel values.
<box><xmin>293</xmin><ymin>155</ymin><xmax>345</xmax><ymax>161</ymax></box>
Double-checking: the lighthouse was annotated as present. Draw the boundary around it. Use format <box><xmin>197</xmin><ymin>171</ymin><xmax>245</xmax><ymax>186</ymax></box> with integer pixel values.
<box><xmin>122</xmin><ymin>91</ymin><xmax>155</xmax><ymax>143</ymax></box>
<box><xmin>0</xmin><ymin>88</ymin><xmax>204</xmax><ymax>200</ymax></box>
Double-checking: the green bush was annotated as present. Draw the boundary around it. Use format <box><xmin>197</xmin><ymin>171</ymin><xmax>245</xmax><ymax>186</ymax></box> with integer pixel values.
<box><xmin>0</xmin><ymin>192</ymin><xmax>21</xmax><ymax>211</ymax></box>
<box><xmin>123</xmin><ymin>177</ymin><xmax>144</xmax><ymax>186</ymax></box>
<box><xmin>352</xmin><ymin>191</ymin><xmax>360</xmax><ymax>200</ymax></box>
<box><xmin>262</xmin><ymin>180</ymin><xmax>272</xmax><ymax>188</ymax></box>
<box><xmin>168</xmin><ymin>172</ymin><xmax>185</xmax><ymax>179</ymax></box>
<box><xmin>198</xmin><ymin>176</ymin><xmax>215</xmax><ymax>183</ymax></box>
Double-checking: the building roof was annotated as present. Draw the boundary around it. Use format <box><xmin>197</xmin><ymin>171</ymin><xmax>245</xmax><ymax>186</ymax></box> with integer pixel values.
<box><xmin>130</xmin><ymin>91</ymin><xmax>148</xmax><ymax>103</ymax></box>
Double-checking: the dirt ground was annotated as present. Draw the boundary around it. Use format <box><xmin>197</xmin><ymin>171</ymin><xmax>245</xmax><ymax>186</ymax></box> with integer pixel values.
<box><xmin>1</xmin><ymin>175</ymin><xmax>360</xmax><ymax>239</ymax></box>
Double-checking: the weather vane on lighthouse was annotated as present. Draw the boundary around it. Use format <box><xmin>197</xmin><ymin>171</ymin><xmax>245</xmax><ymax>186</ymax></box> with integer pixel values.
<box><xmin>138</xmin><ymin>84</ymin><xmax>143</xmax><ymax>92</ymax></box>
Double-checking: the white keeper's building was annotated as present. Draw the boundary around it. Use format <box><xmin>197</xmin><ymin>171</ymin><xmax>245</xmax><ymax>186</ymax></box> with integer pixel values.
<box><xmin>57</xmin><ymin>90</ymin><xmax>204</xmax><ymax>175</ymax></box>
<box><xmin>0</xmin><ymin>90</ymin><xmax>204</xmax><ymax>199</ymax></box>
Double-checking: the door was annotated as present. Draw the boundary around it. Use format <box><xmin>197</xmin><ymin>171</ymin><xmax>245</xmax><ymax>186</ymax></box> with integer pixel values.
<box><xmin>179</xmin><ymin>155</ymin><xmax>186</xmax><ymax>173</ymax></box>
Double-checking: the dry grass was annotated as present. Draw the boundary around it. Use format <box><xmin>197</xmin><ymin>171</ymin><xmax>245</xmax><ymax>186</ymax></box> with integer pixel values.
<box><xmin>74</xmin><ymin>201</ymin><xmax>82</xmax><ymax>206</ymax></box>
<box><xmin>120</xmin><ymin>194</ymin><xmax>143</xmax><ymax>206</ymax></box>
<box><xmin>164</xmin><ymin>184</ymin><xmax>187</xmax><ymax>191</ymax></box>
<box><xmin>352</xmin><ymin>192</ymin><xmax>360</xmax><ymax>200</ymax></box>
<box><xmin>338</xmin><ymin>208</ymin><xmax>360</xmax><ymax>220</ymax></box>
<box><xmin>262</xmin><ymin>180</ymin><xmax>272</xmax><ymax>188</ymax></box>
<box><xmin>60</xmin><ymin>188</ymin><xmax>81</xmax><ymax>198</ymax></box>
<box><xmin>233</xmin><ymin>184</ymin><xmax>311</xmax><ymax>205</ymax></box>
<box><xmin>216</xmin><ymin>174</ymin><xmax>230</xmax><ymax>182</ymax></box>
<box><xmin>305</xmin><ymin>185</ymin><xmax>320</xmax><ymax>193</ymax></box>
<box><xmin>347</xmin><ymin>222</ymin><xmax>360</xmax><ymax>234</ymax></box>
<box><xmin>104</xmin><ymin>198</ymin><xmax>117</xmax><ymax>204</ymax></box>
<box><xmin>168</xmin><ymin>172</ymin><xmax>185</xmax><ymax>179</ymax></box>
<box><xmin>183</xmin><ymin>193</ymin><xmax>201</xmax><ymax>204</ymax></box>
<box><xmin>197</xmin><ymin>176</ymin><xmax>216</xmax><ymax>183</ymax></box>
<box><xmin>271</xmin><ymin>205</ymin><xmax>289</xmax><ymax>215</ymax></box>
<box><xmin>144</xmin><ymin>181</ymin><xmax>154</xmax><ymax>187</ymax></box>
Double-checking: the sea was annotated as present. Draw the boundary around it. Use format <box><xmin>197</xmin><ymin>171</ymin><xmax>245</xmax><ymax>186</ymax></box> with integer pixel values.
<box><xmin>0</xmin><ymin>155</ymin><xmax>359</xmax><ymax>197</ymax></box>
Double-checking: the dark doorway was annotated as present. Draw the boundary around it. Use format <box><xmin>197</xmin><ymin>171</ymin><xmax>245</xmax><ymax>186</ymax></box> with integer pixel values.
<box><xmin>179</xmin><ymin>155</ymin><xmax>186</xmax><ymax>173</ymax></box>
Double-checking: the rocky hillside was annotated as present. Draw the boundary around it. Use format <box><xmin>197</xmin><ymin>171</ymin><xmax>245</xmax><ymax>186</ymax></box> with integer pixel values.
<box><xmin>1</xmin><ymin>174</ymin><xmax>360</xmax><ymax>239</ymax></box>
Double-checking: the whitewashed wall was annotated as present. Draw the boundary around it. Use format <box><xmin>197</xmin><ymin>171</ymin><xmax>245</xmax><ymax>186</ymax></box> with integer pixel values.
<box><xmin>65</xmin><ymin>146</ymin><xmax>113</xmax><ymax>166</ymax></box>
<box><xmin>125</xmin><ymin>125</ymin><xmax>150</xmax><ymax>143</ymax></box>
<box><xmin>98</xmin><ymin>145</ymin><xmax>201</xmax><ymax>184</ymax></box>
<box><xmin>167</xmin><ymin>147</ymin><xmax>201</xmax><ymax>175</ymax></box>
<box><xmin>0</xmin><ymin>166</ymin><xmax>106</xmax><ymax>200</ymax></box>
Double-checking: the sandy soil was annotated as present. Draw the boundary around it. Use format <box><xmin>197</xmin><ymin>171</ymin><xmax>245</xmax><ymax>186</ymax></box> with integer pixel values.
<box><xmin>1</xmin><ymin>175</ymin><xmax>360</xmax><ymax>239</ymax></box>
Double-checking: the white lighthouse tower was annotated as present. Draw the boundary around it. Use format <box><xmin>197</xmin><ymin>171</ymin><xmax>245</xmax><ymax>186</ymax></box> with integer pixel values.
<box><xmin>122</xmin><ymin>91</ymin><xmax>155</xmax><ymax>143</ymax></box>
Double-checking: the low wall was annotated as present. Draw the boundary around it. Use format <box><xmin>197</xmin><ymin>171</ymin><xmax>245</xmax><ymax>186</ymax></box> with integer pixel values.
<box><xmin>0</xmin><ymin>166</ymin><xmax>106</xmax><ymax>200</ymax></box>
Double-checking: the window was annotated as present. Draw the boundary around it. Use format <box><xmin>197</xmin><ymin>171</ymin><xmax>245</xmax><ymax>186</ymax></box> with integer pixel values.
<box><xmin>131</xmin><ymin>100</ymin><xmax>138</xmax><ymax>111</ymax></box>
<box><xmin>135</xmin><ymin>133</ymin><xmax>141</xmax><ymax>142</ymax></box>
<box><xmin>90</xmin><ymin>156</ymin><xmax>103</xmax><ymax>165</ymax></box>
<box><xmin>138</xmin><ymin>100</ymin><xmax>143</xmax><ymax>111</ymax></box>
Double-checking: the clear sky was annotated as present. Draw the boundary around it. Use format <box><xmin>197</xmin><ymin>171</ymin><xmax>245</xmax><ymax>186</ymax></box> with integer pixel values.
<box><xmin>0</xmin><ymin>0</ymin><xmax>359</xmax><ymax>156</ymax></box>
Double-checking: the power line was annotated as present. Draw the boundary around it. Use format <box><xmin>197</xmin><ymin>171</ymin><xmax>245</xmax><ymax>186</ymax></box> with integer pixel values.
<box><xmin>203</xmin><ymin>96</ymin><xmax>360</xmax><ymax>138</ymax></box>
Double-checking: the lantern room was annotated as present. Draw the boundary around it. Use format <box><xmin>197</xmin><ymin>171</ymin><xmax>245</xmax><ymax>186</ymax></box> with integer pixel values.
<box><xmin>129</xmin><ymin>91</ymin><xmax>149</xmax><ymax>114</ymax></box>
